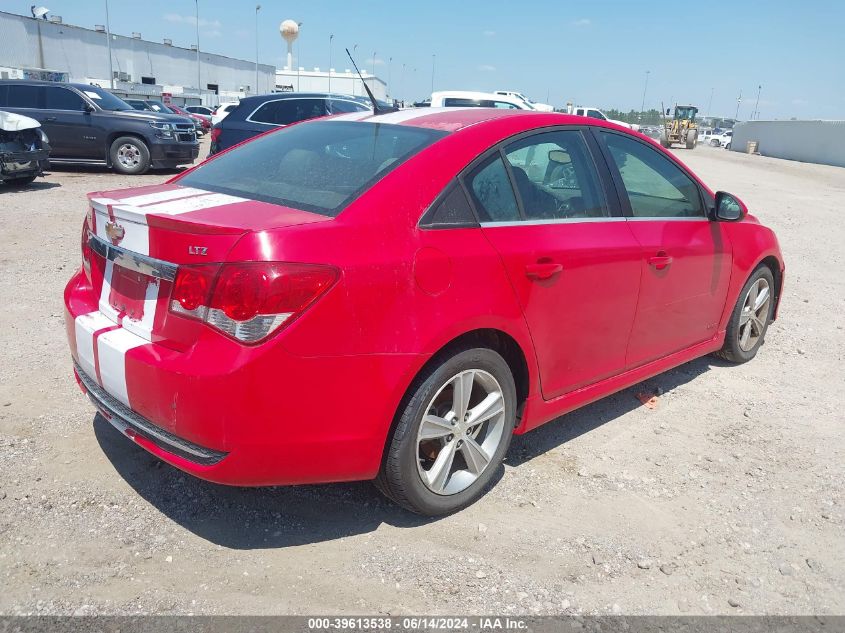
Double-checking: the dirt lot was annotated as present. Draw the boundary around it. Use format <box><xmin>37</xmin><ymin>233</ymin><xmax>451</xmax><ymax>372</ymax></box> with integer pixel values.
<box><xmin>0</xmin><ymin>139</ymin><xmax>842</xmax><ymax>616</ymax></box>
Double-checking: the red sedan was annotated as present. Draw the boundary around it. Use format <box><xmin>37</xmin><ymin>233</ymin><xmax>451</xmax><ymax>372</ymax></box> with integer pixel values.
<box><xmin>64</xmin><ymin>108</ymin><xmax>784</xmax><ymax>515</ymax></box>
<box><xmin>168</xmin><ymin>104</ymin><xmax>211</xmax><ymax>133</ymax></box>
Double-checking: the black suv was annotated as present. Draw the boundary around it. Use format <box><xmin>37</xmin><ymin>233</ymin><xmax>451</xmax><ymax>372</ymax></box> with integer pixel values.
<box><xmin>209</xmin><ymin>93</ymin><xmax>369</xmax><ymax>155</ymax></box>
<box><xmin>0</xmin><ymin>81</ymin><xmax>199</xmax><ymax>174</ymax></box>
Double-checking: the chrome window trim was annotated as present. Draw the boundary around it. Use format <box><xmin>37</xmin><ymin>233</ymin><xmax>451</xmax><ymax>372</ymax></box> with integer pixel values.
<box><xmin>480</xmin><ymin>217</ymin><xmax>628</xmax><ymax>228</ymax></box>
<box><xmin>88</xmin><ymin>232</ymin><xmax>178</xmax><ymax>282</ymax></box>
<box><xmin>626</xmin><ymin>216</ymin><xmax>707</xmax><ymax>222</ymax></box>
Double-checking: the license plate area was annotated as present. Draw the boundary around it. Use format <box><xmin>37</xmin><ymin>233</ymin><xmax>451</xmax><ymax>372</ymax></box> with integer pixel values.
<box><xmin>109</xmin><ymin>265</ymin><xmax>156</xmax><ymax>321</ymax></box>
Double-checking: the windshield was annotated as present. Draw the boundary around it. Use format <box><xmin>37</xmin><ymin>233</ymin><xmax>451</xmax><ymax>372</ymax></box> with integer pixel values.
<box><xmin>145</xmin><ymin>100</ymin><xmax>175</xmax><ymax>114</ymax></box>
<box><xmin>78</xmin><ymin>85</ymin><xmax>133</xmax><ymax>111</ymax></box>
<box><xmin>178</xmin><ymin>120</ymin><xmax>447</xmax><ymax>217</ymax></box>
<box><xmin>674</xmin><ymin>106</ymin><xmax>698</xmax><ymax>120</ymax></box>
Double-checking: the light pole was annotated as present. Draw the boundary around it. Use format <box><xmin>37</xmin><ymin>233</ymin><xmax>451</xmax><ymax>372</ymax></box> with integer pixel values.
<box><xmin>328</xmin><ymin>34</ymin><xmax>333</xmax><ymax>93</ymax></box>
<box><xmin>254</xmin><ymin>4</ymin><xmax>261</xmax><ymax>94</ymax></box>
<box><xmin>352</xmin><ymin>44</ymin><xmax>358</xmax><ymax>95</ymax></box>
<box><xmin>296</xmin><ymin>22</ymin><xmax>303</xmax><ymax>91</ymax></box>
<box><xmin>372</xmin><ymin>50</ymin><xmax>377</xmax><ymax>78</ymax></box>
<box><xmin>401</xmin><ymin>62</ymin><xmax>406</xmax><ymax>103</ymax></box>
<box><xmin>104</xmin><ymin>0</ymin><xmax>114</xmax><ymax>89</ymax></box>
<box><xmin>735</xmin><ymin>89</ymin><xmax>742</xmax><ymax>120</ymax></box>
<box><xmin>387</xmin><ymin>56</ymin><xmax>392</xmax><ymax>99</ymax></box>
<box><xmin>193</xmin><ymin>0</ymin><xmax>201</xmax><ymax>93</ymax></box>
<box><xmin>753</xmin><ymin>84</ymin><xmax>762</xmax><ymax>120</ymax></box>
<box><xmin>706</xmin><ymin>87</ymin><xmax>714</xmax><ymax>117</ymax></box>
<box><xmin>640</xmin><ymin>70</ymin><xmax>650</xmax><ymax>114</ymax></box>
<box><xmin>431</xmin><ymin>54</ymin><xmax>435</xmax><ymax>94</ymax></box>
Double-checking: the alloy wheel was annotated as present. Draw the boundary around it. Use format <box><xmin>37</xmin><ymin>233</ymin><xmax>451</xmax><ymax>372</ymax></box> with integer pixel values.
<box><xmin>117</xmin><ymin>144</ymin><xmax>141</xmax><ymax>168</ymax></box>
<box><xmin>738</xmin><ymin>277</ymin><xmax>771</xmax><ymax>351</ymax></box>
<box><xmin>416</xmin><ymin>369</ymin><xmax>507</xmax><ymax>495</ymax></box>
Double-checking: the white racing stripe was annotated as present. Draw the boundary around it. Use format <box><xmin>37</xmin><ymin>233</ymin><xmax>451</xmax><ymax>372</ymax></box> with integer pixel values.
<box><xmin>97</xmin><ymin>328</ymin><xmax>146</xmax><ymax>407</ymax></box>
<box><xmin>329</xmin><ymin>111</ymin><xmax>374</xmax><ymax>121</ymax></box>
<box><xmin>117</xmin><ymin>187</ymin><xmax>209</xmax><ymax>207</ymax></box>
<box><xmin>142</xmin><ymin>192</ymin><xmax>248</xmax><ymax>216</ymax></box>
<box><xmin>98</xmin><ymin>259</ymin><xmax>121</xmax><ymax>323</ymax></box>
<box><xmin>366</xmin><ymin>109</ymin><xmax>450</xmax><ymax>125</ymax></box>
<box><xmin>92</xmin><ymin>209</ymin><xmax>150</xmax><ymax>256</ymax></box>
<box><xmin>74</xmin><ymin>311</ymin><xmax>116</xmax><ymax>380</ymax></box>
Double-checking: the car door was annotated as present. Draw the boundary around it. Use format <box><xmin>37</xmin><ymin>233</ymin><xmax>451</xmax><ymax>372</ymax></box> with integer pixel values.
<box><xmin>42</xmin><ymin>85</ymin><xmax>101</xmax><ymax>158</ymax></box>
<box><xmin>594</xmin><ymin>130</ymin><xmax>732</xmax><ymax>368</ymax></box>
<box><xmin>471</xmin><ymin>129</ymin><xmax>642</xmax><ymax>399</ymax></box>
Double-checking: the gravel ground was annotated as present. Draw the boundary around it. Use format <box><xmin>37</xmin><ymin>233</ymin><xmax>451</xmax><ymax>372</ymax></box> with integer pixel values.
<box><xmin>0</xmin><ymin>139</ymin><xmax>842</xmax><ymax>616</ymax></box>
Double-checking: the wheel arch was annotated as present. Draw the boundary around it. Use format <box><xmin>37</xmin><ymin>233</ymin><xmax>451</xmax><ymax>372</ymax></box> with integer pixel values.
<box><xmin>759</xmin><ymin>254</ymin><xmax>784</xmax><ymax>320</ymax></box>
<box><xmin>377</xmin><ymin>327</ymin><xmax>533</xmax><ymax>469</ymax></box>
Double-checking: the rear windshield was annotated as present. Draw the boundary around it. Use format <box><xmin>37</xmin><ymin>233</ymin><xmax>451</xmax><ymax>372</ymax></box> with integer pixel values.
<box><xmin>179</xmin><ymin>121</ymin><xmax>447</xmax><ymax>216</ymax></box>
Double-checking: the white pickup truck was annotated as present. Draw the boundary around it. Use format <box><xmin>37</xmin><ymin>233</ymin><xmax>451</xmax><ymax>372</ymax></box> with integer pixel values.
<box><xmin>569</xmin><ymin>106</ymin><xmax>637</xmax><ymax>131</ymax></box>
<box><xmin>494</xmin><ymin>91</ymin><xmax>554</xmax><ymax>112</ymax></box>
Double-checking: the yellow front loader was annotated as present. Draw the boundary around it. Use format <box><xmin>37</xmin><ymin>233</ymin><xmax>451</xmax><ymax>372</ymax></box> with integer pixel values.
<box><xmin>660</xmin><ymin>105</ymin><xmax>699</xmax><ymax>149</ymax></box>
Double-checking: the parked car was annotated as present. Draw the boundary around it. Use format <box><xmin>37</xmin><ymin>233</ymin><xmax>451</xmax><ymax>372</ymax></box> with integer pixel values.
<box><xmin>168</xmin><ymin>104</ymin><xmax>210</xmax><ymax>137</ymax></box>
<box><xmin>211</xmin><ymin>102</ymin><xmax>240</xmax><ymax>126</ymax></box>
<box><xmin>494</xmin><ymin>90</ymin><xmax>554</xmax><ymax>112</ymax></box>
<box><xmin>711</xmin><ymin>130</ymin><xmax>733</xmax><ymax>148</ymax></box>
<box><xmin>186</xmin><ymin>105</ymin><xmax>214</xmax><ymax>117</ymax></box>
<box><xmin>209</xmin><ymin>93</ymin><xmax>369</xmax><ymax>155</ymax></box>
<box><xmin>430</xmin><ymin>91</ymin><xmax>532</xmax><ymax>109</ymax></box>
<box><xmin>122</xmin><ymin>99</ymin><xmax>204</xmax><ymax>136</ymax></box>
<box><xmin>65</xmin><ymin>107</ymin><xmax>784</xmax><ymax>515</ymax></box>
<box><xmin>696</xmin><ymin>127</ymin><xmax>715</xmax><ymax>146</ymax></box>
<box><xmin>0</xmin><ymin>81</ymin><xmax>198</xmax><ymax>174</ymax></box>
<box><xmin>0</xmin><ymin>109</ymin><xmax>50</xmax><ymax>186</ymax></box>
<box><xmin>412</xmin><ymin>98</ymin><xmax>431</xmax><ymax>108</ymax></box>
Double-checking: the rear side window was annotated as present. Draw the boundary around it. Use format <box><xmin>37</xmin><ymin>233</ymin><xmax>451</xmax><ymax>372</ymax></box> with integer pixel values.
<box><xmin>465</xmin><ymin>154</ymin><xmax>520</xmax><ymax>222</ymax></box>
<box><xmin>249</xmin><ymin>98</ymin><xmax>327</xmax><ymax>125</ymax></box>
<box><xmin>178</xmin><ymin>120</ymin><xmax>447</xmax><ymax>216</ymax></box>
<box><xmin>45</xmin><ymin>87</ymin><xmax>86</xmax><ymax>111</ymax></box>
<box><xmin>420</xmin><ymin>183</ymin><xmax>477</xmax><ymax>228</ymax></box>
<box><xmin>5</xmin><ymin>84</ymin><xmax>43</xmax><ymax>108</ymax></box>
<box><xmin>327</xmin><ymin>99</ymin><xmax>370</xmax><ymax>114</ymax></box>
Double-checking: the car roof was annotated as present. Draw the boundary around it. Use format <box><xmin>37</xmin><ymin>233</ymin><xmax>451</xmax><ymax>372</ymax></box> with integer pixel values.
<box><xmin>329</xmin><ymin>107</ymin><xmax>603</xmax><ymax>133</ymax></box>
<box><xmin>235</xmin><ymin>92</ymin><xmax>362</xmax><ymax>107</ymax></box>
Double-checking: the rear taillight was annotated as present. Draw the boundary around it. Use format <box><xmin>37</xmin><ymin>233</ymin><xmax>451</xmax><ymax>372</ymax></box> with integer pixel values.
<box><xmin>210</xmin><ymin>127</ymin><xmax>222</xmax><ymax>143</ymax></box>
<box><xmin>81</xmin><ymin>208</ymin><xmax>95</xmax><ymax>284</ymax></box>
<box><xmin>169</xmin><ymin>262</ymin><xmax>338</xmax><ymax>344</ymax></box>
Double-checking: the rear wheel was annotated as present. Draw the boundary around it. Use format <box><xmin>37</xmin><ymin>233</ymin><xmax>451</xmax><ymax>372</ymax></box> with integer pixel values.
<box><xmin>714</xmin><ymin>265</ymin><xmax>775</xmax><ymax>363</ymax></box>
<box><xmin>110</xmin><ymin>136</ymin><xmax>151</xmax><ymax>175</ymax></box>
<box><xmin>685</xmin><ymin>131</ymin><xmax>697</xmax><ymax>149</ymax></box>
<box><xmin>375</xmin><ymin>347</ymin><xmax>516</xmax><ymax>515</ymax></box>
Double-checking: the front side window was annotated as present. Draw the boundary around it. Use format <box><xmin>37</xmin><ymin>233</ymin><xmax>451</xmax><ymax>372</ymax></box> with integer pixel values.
<box><xmin>327</xmin><ymin>99</ymin><xmax>370</xmax><ymax>114</ymax></box>
<box><xmin>587</xmin><ymin>109</ymin><xmax>606</xmax><ymax>120</ymax></box>
<box><xmin>599</xmin><ymin>131</ymin><xmax>704</xmax><ymax>218</ymax></box>
<box><xmin>45</xmin><ymin>87</ymin><xmax>86</xmax><ymax>111</ymax></box>
<box><xmin>503</xmin><ymin>130</ymin><xmax>608</xmax><ymax>220</ymax></box>
<box><xmin>465</xmin><ymin>155</ymin><xmax>520</xmax><ymax>222</ymax></box>
<box><xmin>178</xmin><ymin>120</ymin><xmax>446</xmax><ymax>217</ymax></box>
<box><xmin>250</xmin><ymin>98</ymin><xmax>327</xmax><ymax>125</ymax></box>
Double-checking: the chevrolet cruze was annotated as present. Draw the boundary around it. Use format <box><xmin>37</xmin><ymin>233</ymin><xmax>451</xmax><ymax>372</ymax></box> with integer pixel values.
<box><xmin>64</xmin><ymin>107</ymin><xmax>784</xmax><ymax>515</ymax></box>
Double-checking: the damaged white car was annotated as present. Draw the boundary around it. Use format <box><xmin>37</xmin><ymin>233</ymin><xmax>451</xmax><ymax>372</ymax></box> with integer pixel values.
<box><xmin>0</xmin><ymin>110</ymin><xmax>50</xmax><ymax>186</ymax></box>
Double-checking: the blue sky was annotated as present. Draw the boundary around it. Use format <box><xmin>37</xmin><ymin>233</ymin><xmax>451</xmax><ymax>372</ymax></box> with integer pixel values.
<box><xmin>4</xmin><ymin>0</ymin><xmax>844</xmax><ymax>118</ymax></box>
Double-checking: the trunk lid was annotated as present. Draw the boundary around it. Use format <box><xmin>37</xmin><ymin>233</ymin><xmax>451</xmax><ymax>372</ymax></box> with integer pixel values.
<box><xmin>85</xmin><ymin>183</ymin><xmax>331</xmax><ymax>350</ymax></box>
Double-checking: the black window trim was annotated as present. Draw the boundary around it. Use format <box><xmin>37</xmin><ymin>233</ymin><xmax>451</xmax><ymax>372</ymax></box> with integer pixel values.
<box><xmin>418</xmin><ymin>179</ymin><xmax>480</xmax><ymax>230</ymax></box>
<box><xmin>589</xmin><ymin>127</ymin><xmax>714</xmax><ymax>220</ymax></box>
<box><xmin>244</xmin><ymin>97</ymin><xmax>365</xmax><ymax>127</ymax></box>
<box><xmin>419</xmin><ymin>124</ymin><xmax>626</xmax><ymax>230</ymax></box>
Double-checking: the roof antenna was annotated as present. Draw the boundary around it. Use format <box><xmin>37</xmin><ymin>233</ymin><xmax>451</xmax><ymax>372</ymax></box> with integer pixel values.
<box><xmin>345</xmin><ymin>47</ymin><xmax>396</xmax><ymax>115</ymax></box>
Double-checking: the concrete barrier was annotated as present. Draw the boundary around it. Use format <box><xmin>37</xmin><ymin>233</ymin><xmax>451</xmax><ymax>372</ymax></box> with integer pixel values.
<box><xmin>730</xmin><ymin>120</ymin><xmax>845</xmax><ymax>168</ymax></box>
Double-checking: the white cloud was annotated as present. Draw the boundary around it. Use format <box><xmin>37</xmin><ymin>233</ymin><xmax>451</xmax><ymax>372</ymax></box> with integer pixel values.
<box><xmin>483</xmin><ymin>30</ymin><xmax>496</xmax><ymax>37</ymax></box>
<box><xmin>478</xmin><ymin>64</ymin><xmax>496</xmax><ymax>72</ymax></box>
<box><xmin>572</xmin><ymin>18</ymin><xmax>591</xmax><ymax>26</ymax></box>
<box><xmin>163</xmin><ymin>13</ymin><xmax>222</xmax><ymax>29</ymax></box>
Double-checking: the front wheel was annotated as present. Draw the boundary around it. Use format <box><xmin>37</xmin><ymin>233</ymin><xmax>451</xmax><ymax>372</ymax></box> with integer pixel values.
<box><xmin>110</xmin><ymin>136</ymin><xmax>151</xmax><ymax>175</ymax></box>
<box><xmin>375</xmin><ymin>348</ymin><xmax>516</xmax><ymax>515</ymax></box>
<box><xmin>714</xmin><ymin>266</ymin><xmax>775</xmax><ymax>363</ymax></box>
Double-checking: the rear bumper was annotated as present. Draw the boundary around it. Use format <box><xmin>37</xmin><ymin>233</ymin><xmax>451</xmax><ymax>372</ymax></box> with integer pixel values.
<box><xmin>64</xmin><ymin>269</ymin><xmax>426</xmax><ymax>486</ymax></box>
<box><xmin>1</xmin><ymin>149</ymin><xmax>50</xmax><ymax>178</ymax></box>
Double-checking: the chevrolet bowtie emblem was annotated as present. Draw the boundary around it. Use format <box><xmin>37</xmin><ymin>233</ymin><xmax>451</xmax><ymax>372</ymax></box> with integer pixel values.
<box><xmin>105</xmin><ymin>220</ymin><xmax>125</xmax><ymax>245</ymax></box>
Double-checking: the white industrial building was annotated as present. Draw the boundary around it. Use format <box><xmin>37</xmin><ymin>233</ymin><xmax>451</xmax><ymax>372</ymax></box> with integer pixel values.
<box><xmin>0</xmin><ymin>10</ymin><xmax>275</xmax><ymax>106</ymax></box>
<box><xmin>275</xmin><ymin>68</ymin><xmax>387</xmax><ymax>101</ymax></box>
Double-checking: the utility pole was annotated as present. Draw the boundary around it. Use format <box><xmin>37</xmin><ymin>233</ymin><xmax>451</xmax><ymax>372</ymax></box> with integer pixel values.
<box><xmin>104</xmin><ymin>0</ymin><xmax>114</xmax><ymax>89</ymax></box>
<box><xmin>401</xmin><ymin>62</ymin><xmax>405</xmax><ymax>103</ymax></box>
<box><xmin>735</xmin><ymin>89</ymin><xmax>742</xmax><ymax>120</ymax></box>
<box><xmin>388</xmin><ymin>56</ymin><xmax>392</xmax><ymax>100</ymax></box>
<box><xmin>328</xmin><ymin>34</ymin><xmax>333</xmax><ymax>93</ymax></box>
<box><xmin>193</xmin><ymin>0</ymin><xmax>201</xmax><ymax>93</ymax></box>
<box><xmin>372</xmin><ymin>51</ymin><xmax>377</xmax><ymax>78</ymax></box>
<box><xmin>352</xmin><ymin>44</ymin><xmax>358</xmax><ymax>96</ymax></box>
<box><xmin>640</xmin><ymin>70</ymin><xmax>650</xmax><ymax>114</ymax></box>
<box><xmin>753</xmin><ymin>84</ymin><xmax>762</xmax><ymax>120</ymax></box>
<box><xmin>431</xmin><ymin>54</ymin><xmax>435</xmax><ymax>94</ymax></box>
<box><xmin>706</xmin><ymin>87</ymin><xmax>714</xmax><ymax>116</ymax></box>
<box><xmin>254</xmin><ymin>5</ymin><xmax>261</xmax><ymax>94</ymax></box>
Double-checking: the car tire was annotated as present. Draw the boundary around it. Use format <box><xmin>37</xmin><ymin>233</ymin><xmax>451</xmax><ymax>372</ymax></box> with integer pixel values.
<box><xmin>110</xmin><ymin>136</ymin><xmax>151</xmax><ymax>175</ymax></box>
<box><xmin>725</xmin><ymin>142</ymin><xmax>731</xmax><ymax>150</ymax></box>
<box><xmin>710</xmin><ymin>139</ymin><xmax>720</xmax><ymax>147</ymax></box>
<box><xmin>714</xmin><ymin>265</ymin><xmax>775</xmax><ymax>363</ymax></box>
<box><xmin>686</xmin><ymin>132</ymin><xmax>697</xmax><ymax>149</ymax></box>
<box><xmin>375</xmin><ymin>347</ymin><xmax>516</xmax><ymax>516</ymax></box>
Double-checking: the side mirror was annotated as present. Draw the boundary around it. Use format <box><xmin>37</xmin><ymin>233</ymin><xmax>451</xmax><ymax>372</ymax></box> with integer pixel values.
<box><xmin>714</xmin><ymin>191</ymin><xmax>747</xmax><ymax>221</ymax></box>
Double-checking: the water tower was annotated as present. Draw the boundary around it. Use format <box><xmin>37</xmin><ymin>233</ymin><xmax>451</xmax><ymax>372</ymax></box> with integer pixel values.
<box><xmin>280</xmin><ymin>19</ymin><xmax>299</xmax><ymax>70</ymax></box>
